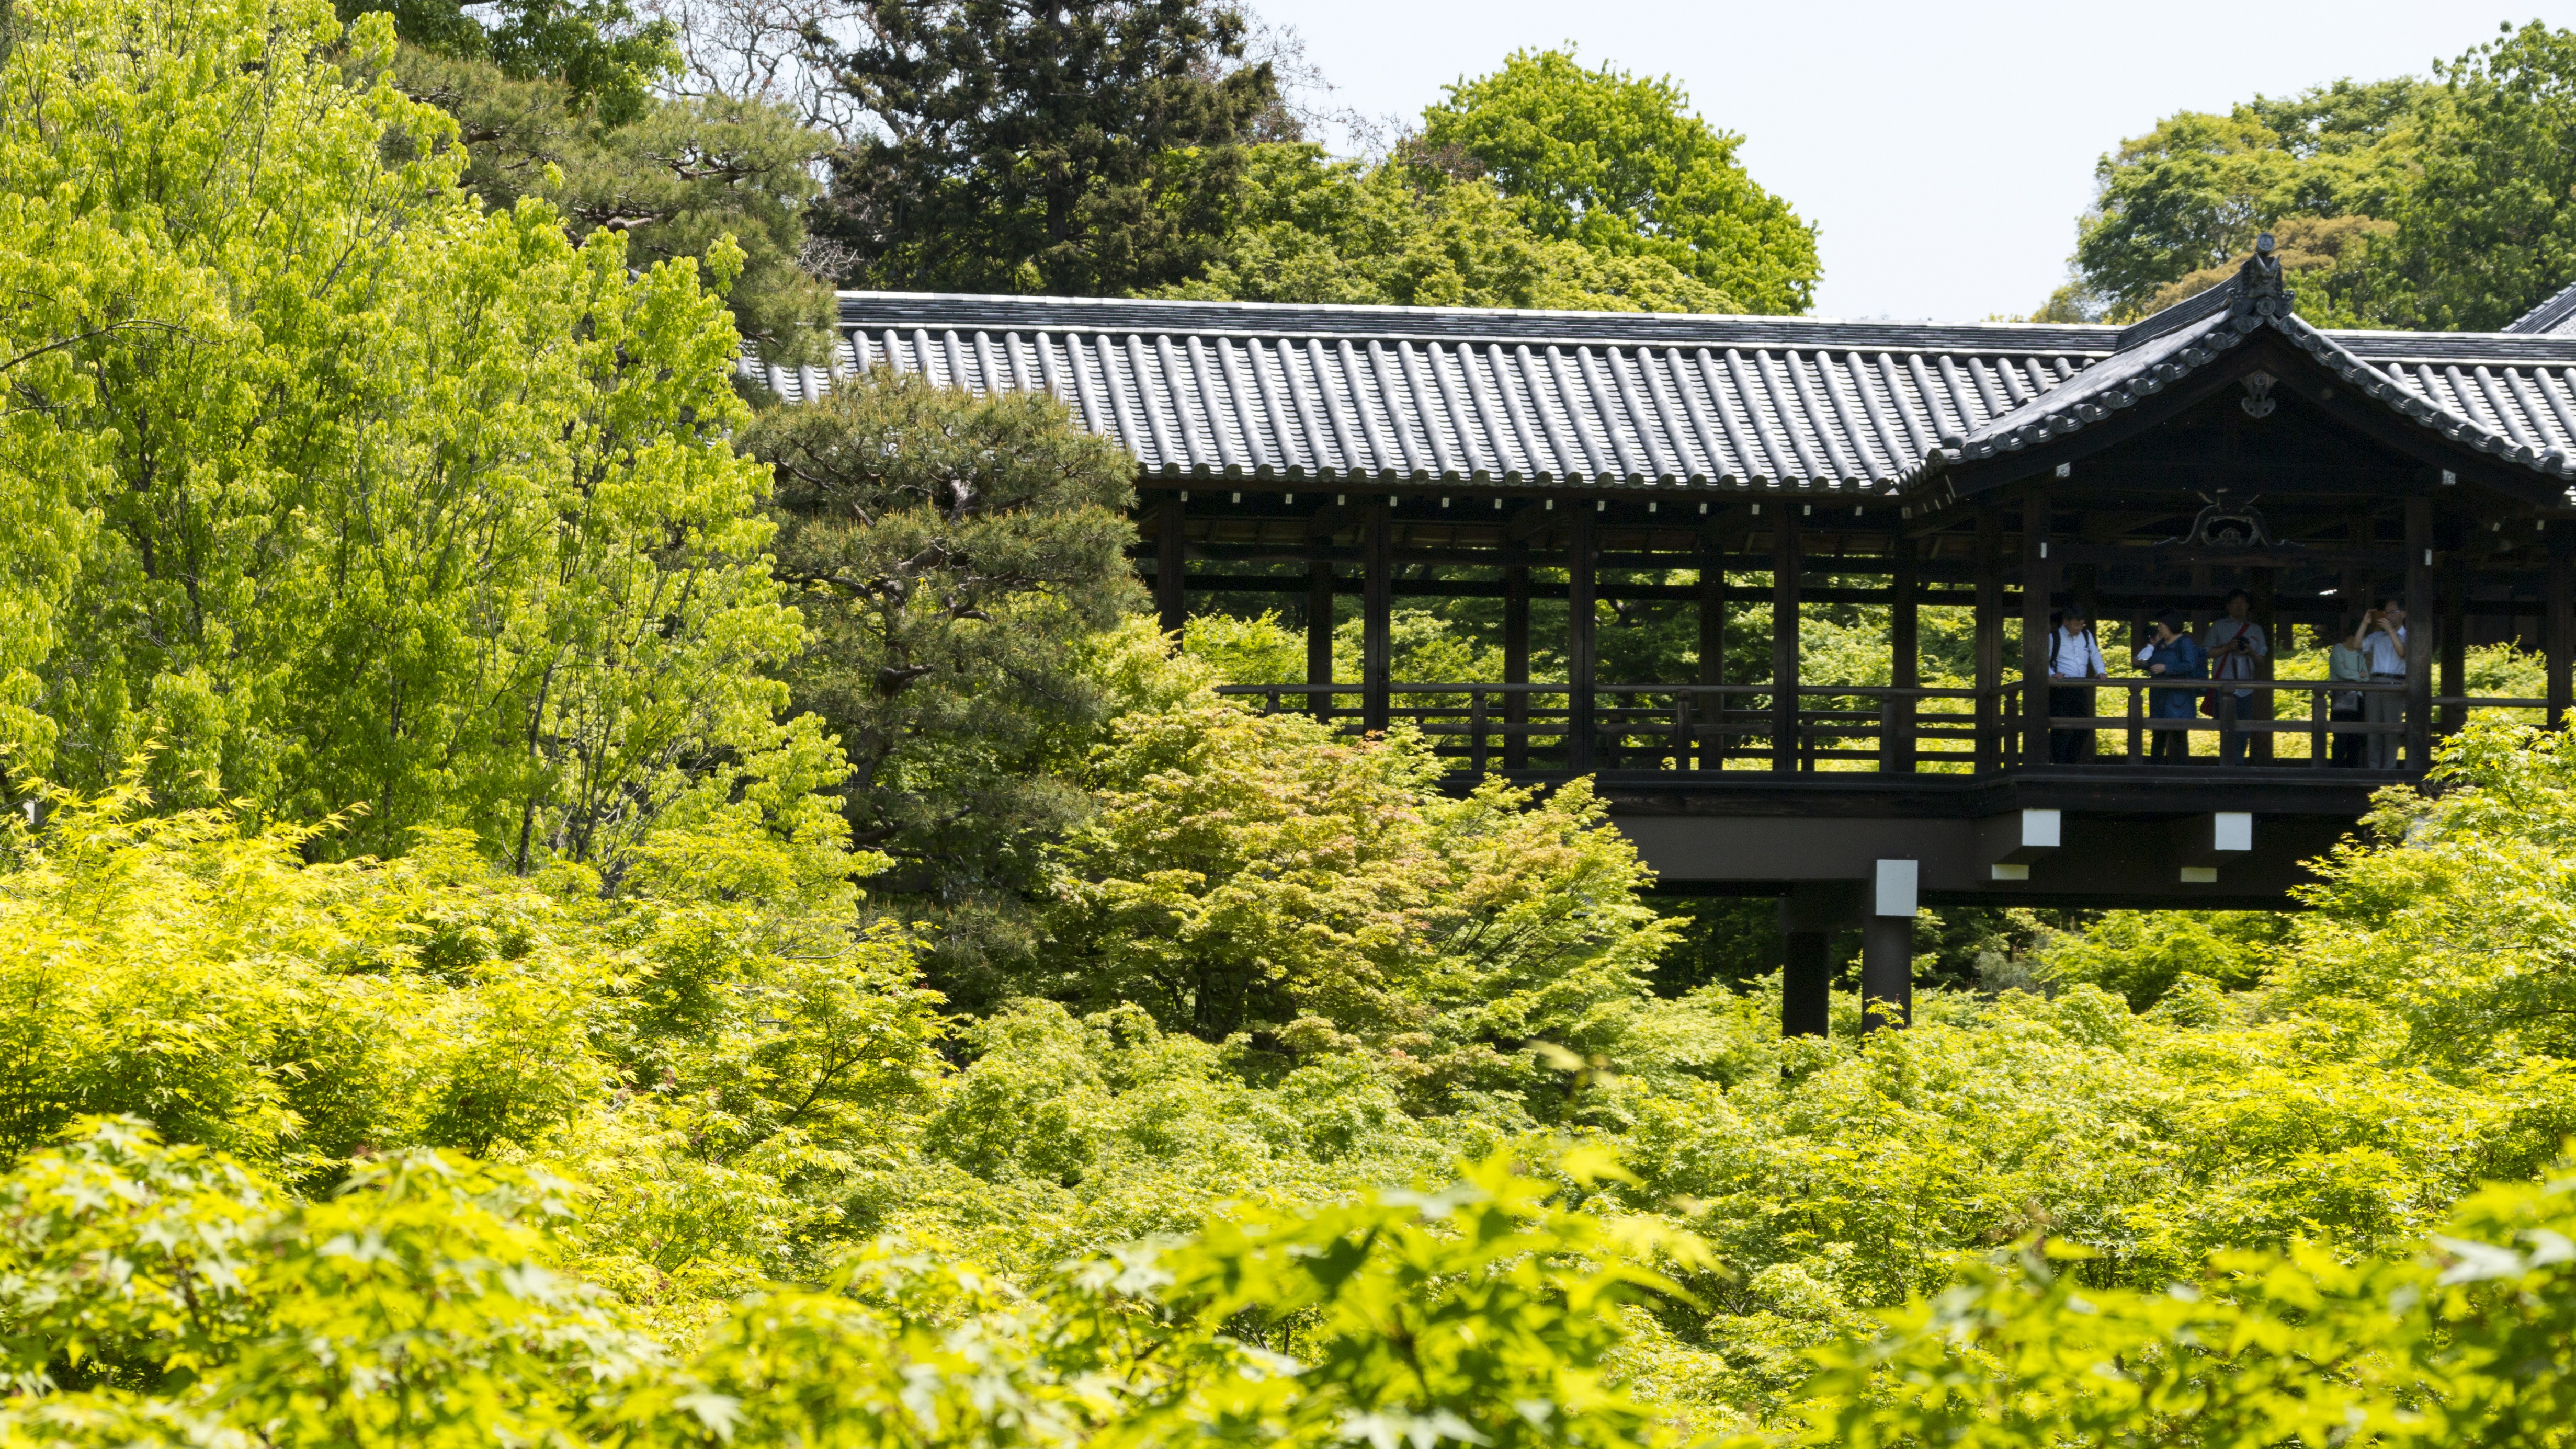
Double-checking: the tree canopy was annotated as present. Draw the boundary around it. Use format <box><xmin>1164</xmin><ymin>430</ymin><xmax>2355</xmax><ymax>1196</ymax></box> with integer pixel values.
<box><xmin>338</xmin><ymin>0</ymin><xmax>680</xmax><ymax>121</ymax></box>
<box><xmin>0</xmin><ymin>0</ymin><xmax>830</xmax><ymax>874</ymax></box>
<box><xmin>2051</xmin><ymin>21</ymin><xmax>2576</xmax><ymax>329</ymax></box>
<box><xmin>1414</xmin><ymin>48</ymin><xmax>1820</xmax><ymax>315</ymax></box>
<box><xmin>811</xmin><ymin>0</ymin><xmax>1278</xmax><ymax>295</ymax></box>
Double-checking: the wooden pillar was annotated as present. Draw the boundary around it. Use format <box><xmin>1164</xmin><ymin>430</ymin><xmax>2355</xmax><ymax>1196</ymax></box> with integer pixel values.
<box><xmin>1860</xmin><ymin>917</ymin><xmax>1912</xmax><ymax>1033</ymax></box>
<box><xmin>1771</xmin><ymin>505</ymin><xmax>1800</xmax><ymax>772</ymax></box>
<box><xmin>1305</xmin><ymin>557</ymin><xmax>1334</xmax><ymax>723</ymax></box>
<box><xmin>1156</xmin><ymin>494</ymin><xmax>1186</xmax><ymax>637</ymax></box>
<box><xmin>1698</xmin><ymin>528</ymin><xmax>1726</xmax><ymax>771</ymax></box>
<box><xmin>1363</xmin><ymin>499</ymin><xmax>1392</xmax><ymax>734</ymax></box>
<box><xmin>2405</xmin><ymin>496</ymin><xmax>2434</xmax><ymax>770</ymax></box>
<box><xmin>1567</xmin><ymin>506</ymin><xmax>1597</xmax><ymax>773</ymax></box>
<box><xmin>2549</xmin><ymin>520</ymin><xmax>2573</xmax><ymax>729</ymax></box>
<box><xmin>2019</xmin><ymin>488</ymin><xmax>2053</xmax><ymax>768</ymax></box>
<box><xmin>1890</xmin><ymin>531</ymin><xmax>1918</xmax><ymax>774</ymax></box>
<box><xmin>1781</xmin><ymin>929</ymin><xmax>1830</xmax><ymax>1038</ymax></box>
<box><xmin>1975</xmin><ymin>506</ymin><xmax>2003</xmax><ymax>773</ymax></box>
<box><xmin>2249</xmin><ymin>565</ymin><xmax>2275</xmax><ymax>762</ymax></box>
<box><xmin>2440</xmin><ymin>557</ymin><xmax>2468</xmax><ymax>733</ymax></box>
<box><xmin>1504</xmin><ymin>559</ymin><xmax>1531</xmax><ymax>768</ymax></box>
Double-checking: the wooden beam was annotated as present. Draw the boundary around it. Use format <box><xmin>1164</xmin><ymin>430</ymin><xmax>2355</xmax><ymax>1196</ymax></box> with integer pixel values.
<box><xmin>1772</xmin><ymin>507</ymin><xmax>1800</xmax><ymax>773</ymax></box>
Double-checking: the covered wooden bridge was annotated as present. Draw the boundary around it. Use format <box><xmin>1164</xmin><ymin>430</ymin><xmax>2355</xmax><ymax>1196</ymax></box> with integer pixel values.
<box><xmin>752</xmin><ymin>241</ymin><xmax>2576</xmax><ymax>1031</ymax></box>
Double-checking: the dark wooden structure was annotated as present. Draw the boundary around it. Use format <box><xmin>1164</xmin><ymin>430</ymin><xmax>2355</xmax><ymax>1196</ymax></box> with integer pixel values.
<box><xmin>763</xmin><ymin>242</ymin><xmax>2576</xmax><ymax>1033</ymax></box>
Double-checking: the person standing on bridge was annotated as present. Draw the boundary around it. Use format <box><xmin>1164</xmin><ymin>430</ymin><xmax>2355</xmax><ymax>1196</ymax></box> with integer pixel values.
<box><xmin>2205</xmin><ymin>589</ymin><xmax>2268</xmax><ymax>765</ymax></box>
<box><xmin>2137</xmin><ymin>611</ymin><xmax>2206</xmax><ymax>764</ymax></box>
<box><xmin>2355</xmin><ymin>598</ymin><xmax>2409</xmax><ymax>770</ymax></box>
<box><xmin>2047</xmin><ymin>608</ymin><xmax>2108</xmax><ymax>764</ymax></box>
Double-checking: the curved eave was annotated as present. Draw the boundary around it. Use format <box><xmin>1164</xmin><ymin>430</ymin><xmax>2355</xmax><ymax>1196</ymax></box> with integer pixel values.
<box><xmin>1889</xmin><ymin>309</ymin><xmax>2576</xmax><ymax>500</ymax></box>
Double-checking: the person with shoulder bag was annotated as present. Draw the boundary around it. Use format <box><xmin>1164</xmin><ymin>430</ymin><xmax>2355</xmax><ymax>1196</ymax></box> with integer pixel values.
<box><xmin>2135</xmin><ymin>611</ymin><xmax>2207</xmax><ymax>763</ymax></box>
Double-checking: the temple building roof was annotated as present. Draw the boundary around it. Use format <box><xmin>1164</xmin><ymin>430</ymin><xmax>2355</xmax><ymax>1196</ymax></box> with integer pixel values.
<box><xmin>743</xmin><ymin>255</ymin><xmax>2576</xmax><ymax>498</ymax></box>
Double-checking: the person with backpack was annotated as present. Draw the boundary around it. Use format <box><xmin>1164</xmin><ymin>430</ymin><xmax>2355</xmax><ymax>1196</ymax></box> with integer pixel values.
<box><xmin>2047</xmin><ymin>608</ymin><xmax>2108</xmax><ymax>764</ymax></box>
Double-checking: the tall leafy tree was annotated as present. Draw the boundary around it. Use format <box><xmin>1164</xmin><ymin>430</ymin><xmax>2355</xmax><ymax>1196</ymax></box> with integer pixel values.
<box><xmin>736</xmin><ymin>376</ymin><xmax>1142</xmax><ymax>1003</ymax></box>
<box><xmin>1414</xmin><ymin>48</ymin><xmax>1820</xmax><ymax>315</ymax></box>
<box><xmin>1153</xmin><ymin>143</ymin><xmax>1743</xmax><ymax>312</ymax></box>
<box><xmin>394</xmin><ymin>44</ymin><xmax>836</xmax><ymax>361</ymax></box>
<box><xmin>0</xmin><ymin>0</ymin><xmax>834</xmax><ymax>877</ymax></box>
<box><xmin>2063</xmin><ymin>78</ymin><xmax>2427</xmax><ymax>322</ymax></box>
<box><xmin>809</xmin><ymin>0</ymin><xmax>1278</xmax><ymax>294</ymax></box>
<box><xmin>2390</xmin><ymin>22</ymin><xmax>2576</xmax><ymax>330</ymax></box>
<box><xmin>337</xmin><ymin>0</ymin><xmax>680</xmax><ymax>123</ymax></box>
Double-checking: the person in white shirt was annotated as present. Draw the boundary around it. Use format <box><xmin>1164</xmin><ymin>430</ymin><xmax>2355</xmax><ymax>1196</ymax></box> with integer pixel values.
<box><xmin>2047</xmin><ymin>608</ymin><xmax>2108</xmax><ymax>764</ymax></box>
<box><xmin>2204</xmin><ymin>589</ymin><xmax>2269</xmax><ymax>765</ymax></box>
<box><xmin>2354</xmin><ymin>597</ymin><xmax>2409</xmax><ymax>770</ymax></box>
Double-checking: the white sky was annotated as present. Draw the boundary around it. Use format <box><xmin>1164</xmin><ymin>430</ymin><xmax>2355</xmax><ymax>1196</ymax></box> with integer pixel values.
<box><xmin>1258</xmin><ymin>1</ymin><xmax>2576</xmax><ymax>322</ymax></box>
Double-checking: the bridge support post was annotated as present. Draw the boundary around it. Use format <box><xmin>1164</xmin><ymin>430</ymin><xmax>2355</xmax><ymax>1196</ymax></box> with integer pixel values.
<box><xmin>1781</xmin><ymin>930</ymin><xmax>1831</xmax><ymax>1037</ymax></box>
<box><xmin>1860</xmin><ymin>920</ymin><xmax>1912</xmax><ymax>1033</ymax></box>
<box><xmin>1861</xmin><ymin>858</ymin><xmax>1916</xmax><ymax>1033</ymax></box>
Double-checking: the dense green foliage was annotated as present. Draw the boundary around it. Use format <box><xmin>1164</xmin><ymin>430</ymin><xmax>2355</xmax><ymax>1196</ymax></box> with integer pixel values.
<box><xmin>1156</xmin><ymin>143</ymin><xmax>1745</xmax><ymax>312</ymax></box>
<box><xmin>2052</xmin><ymin>20</ymin><xmax>2576</xmax><ymax>328</ymax></box>
<box><xmin>1414</xmin><ymin>49</ymin><xmax>1820</xmax><ymax>315</ymax></box>
<box><xmin>735</xmin><ymin>376</ymin><xmax>1144</xmax><ymax>1005</ymax></box>
<box><xmin>811</xmin><ymin>0</ymin><xmax>1278</xmax><ymax>295</ymax></box>
<box><xmin>338</xmin><ymin>0</ymin><xmax>679</xmax><ymax>121</ymax></box>
<box><xmin>393</xmin><ymin>42</ymin><xmax>836</xmax><ymax>361</ymax></box>
<box><xmin>0</xmin><ymin>0</ymin><xmax>830</xmax><ymax>877</ymax></box>
<box><xmin>10</xmin><ymin>0</ymin><xmax>2576</xmax><ymax>1441</ymax></box>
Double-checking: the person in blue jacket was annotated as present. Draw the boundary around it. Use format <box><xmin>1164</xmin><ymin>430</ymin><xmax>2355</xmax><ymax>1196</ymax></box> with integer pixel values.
<box><xmin>2134</xmin><ymin>611</ymin><xmax>2207</xmax><ymax>764</ymax></box>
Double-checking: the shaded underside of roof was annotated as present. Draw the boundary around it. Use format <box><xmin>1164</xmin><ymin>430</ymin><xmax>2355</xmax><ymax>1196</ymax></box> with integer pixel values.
<box><xmin>740</xmin><ymin>290</ymin><xmax>2576</xmax><ymax>495</ymax></box>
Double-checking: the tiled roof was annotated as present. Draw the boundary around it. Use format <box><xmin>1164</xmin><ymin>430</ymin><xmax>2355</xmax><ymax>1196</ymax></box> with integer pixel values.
<box><xmin>2507</xmin><ymin>279</ymin><xmax>2576</xmax><ymax>335</ymax></box>
<box><xmin>1945</xmin><ymin>250</ymin><xmax>2576</xmax><ymax>485</ymax></box>
<box><xmin>741</xmin><ymin>285</ymin><xmax>2576</xmax><ymax>496</ymax></box>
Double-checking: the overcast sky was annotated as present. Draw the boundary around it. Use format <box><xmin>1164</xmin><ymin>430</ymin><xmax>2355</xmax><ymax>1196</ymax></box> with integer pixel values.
<box><xmin>1257</xmin><ymin>1</ymin><xmax>2576</xmax><ymax>322</ymax></box>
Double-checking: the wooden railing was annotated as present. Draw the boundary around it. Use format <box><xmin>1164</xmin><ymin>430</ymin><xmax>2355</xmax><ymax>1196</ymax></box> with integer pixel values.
<box><xmin>1212</xmin><ymin>675</ymin><xmax>2554</xmax><ymax>776</ymax></box>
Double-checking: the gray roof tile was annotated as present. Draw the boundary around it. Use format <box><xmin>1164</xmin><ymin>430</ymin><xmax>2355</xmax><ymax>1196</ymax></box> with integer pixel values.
<box><xmin>744</xmin><ymin>286</ymin><xmax>2576</xmax><ymax>494</ymax></box>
